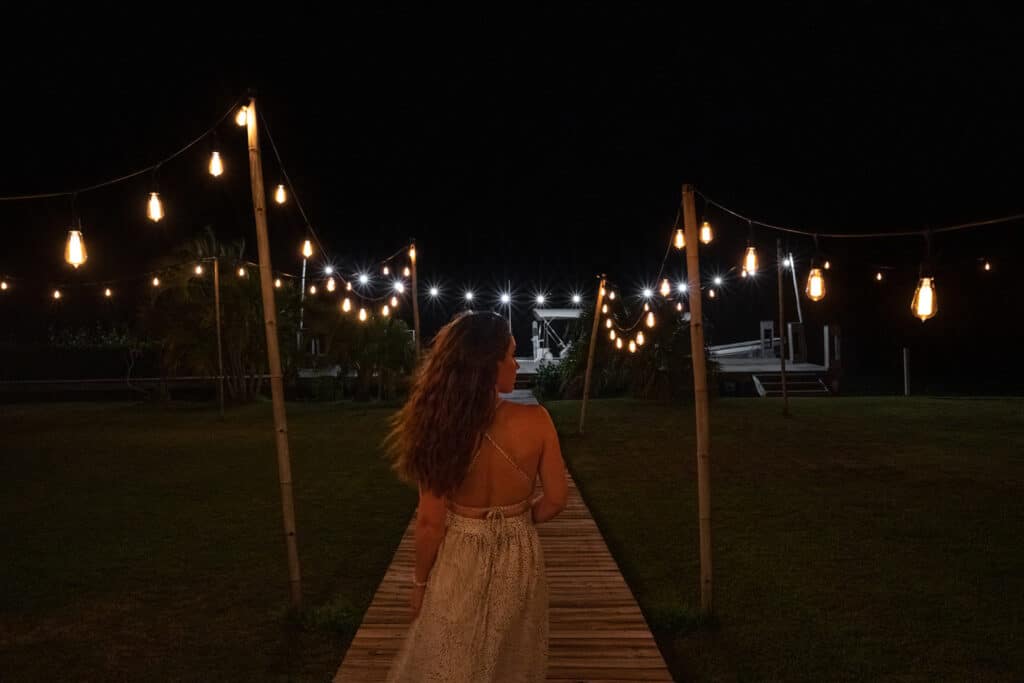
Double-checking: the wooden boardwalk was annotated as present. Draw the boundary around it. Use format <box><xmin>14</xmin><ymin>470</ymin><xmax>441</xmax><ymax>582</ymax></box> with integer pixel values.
<box><xmin>334</xmin><ymin>392</ymin><xmax>673</xmax><ymax>682</ymax></box>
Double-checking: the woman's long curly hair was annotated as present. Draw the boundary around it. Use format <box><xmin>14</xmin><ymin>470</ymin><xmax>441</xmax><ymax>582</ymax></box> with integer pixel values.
<box><xmin>385</xmin><ymin>311</ymin><xmax>512</xmax><ymax>497</ymax></box>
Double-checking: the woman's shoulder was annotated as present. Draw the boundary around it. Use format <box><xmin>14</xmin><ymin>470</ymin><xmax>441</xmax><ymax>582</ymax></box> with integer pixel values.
<box><xmin>496</xmin><ymin>400</ymin><xmax>553</xmax><ymax>430</ymax></box>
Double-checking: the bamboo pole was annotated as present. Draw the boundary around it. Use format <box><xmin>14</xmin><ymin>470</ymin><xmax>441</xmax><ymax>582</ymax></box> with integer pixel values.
<box><xmin>682</xmin><ymin>184</ymin><xmax>713</xmax><ymax>616</ymax></box>
<box><xmin>213</xmin><ymin>256</ymin><xmax>225</xmax><ymax>419</ymax></box>
<box><xmin>245</xmin><ymin>96</ymin><xmax>302</xmax><ymax>607</ymax></box>
<box><xmin>777</xmin><ymin>239</ymin><xmax>790</xmax><ymax>417</ymax></box>
<box><xmin>410</xmin><ymin>240</ymin><xmax>421</xmax><ymax>360</ymax></box>
<box><xmin>578</xmin><ymin>275</ymin><xmax>606</xmax><ymax>435</ymax></box>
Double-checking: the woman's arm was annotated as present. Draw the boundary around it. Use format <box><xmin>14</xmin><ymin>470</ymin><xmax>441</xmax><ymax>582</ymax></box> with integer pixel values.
<box><xmin>531</xmin><ymin>406</ymin><xmax>568</xmax><ymax>524</ymax></box>
<box><xmin>414</xmin><ymin>483</ymin><xmax>448</xmax><ymax>585</ymax></box>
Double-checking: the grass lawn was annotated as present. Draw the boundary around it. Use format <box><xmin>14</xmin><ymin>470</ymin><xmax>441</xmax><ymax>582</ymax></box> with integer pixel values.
<box><xmin>545</xmin><ymin>397</ymin><xmax>1024</xmax><ymax>682</ymax></box>
<box><xmin>0</xmin><ymin>401</ymin><xmax>416</xmax><ymax>682</ymax></box>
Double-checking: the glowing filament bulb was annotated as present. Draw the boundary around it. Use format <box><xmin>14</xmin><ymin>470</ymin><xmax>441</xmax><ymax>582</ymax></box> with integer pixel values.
<box><xmin>382</xmin><ymin>304</ymin><xmax>391</xmax><ymax>317</ymax></box>
<box><xmin>805</xmin><ymin>268</ymin><xmax>826</xmax><ymax>302</ymax></box>
<box><xmin>326</xmin><ymin>277</ymin><xmax>336</xmax><ymax>292</ymax></box>
<box><xmin>151</xmin><ymin>277</ymin><xmax>160</xmax><ymax>287</ymax></box>
<box><xmin>609</xmin><ymin>291</ymin><xmax>616</xmax><ymax>301</ymax></box>
<box><xmin>0</xmin><ymin>281</ymin><xmax>7</xmax><ymax>290</ymax></box>
<box><xmin>302</xmin><ymin>239</ymin><xmax>313</xmax><ymax>259</ymax></box>
<box><xmin>194</xmin><ymin>264</ymin><xmax>204</xmax><ymax>275</ymax></box>
<box><xmin>358</xmin><ymin>307</ymin><xmax>368</xmax><ymax>322</ymax></box>
<box><xmin>741</xmin><ymin>269</ymin><xmax>749</xmax><ymax>278</ymax></box>
<box><xmin>628</xmin><ymin>340</ymin><xmax>637</xmax><ymax>353</ymax></box>
<box><xmin>616</xmin><ymin>337</ymin><xmax>623</xmax><ymax>350</ymax></box>
<box><xmin>147</xmin><ymin>192</ymin><xmax>163</xmax><ymax>222</ymax></box>
<box><xmin>602</xmin><ymin>304</ymin><xmax>608</xmax><ymax>314</ymax></box>
<box><xmin>677</xmin><ymin>302</ymin><xmax>684</xmax><ymax>311</ymax></box>
<box><xmin>273</xmin><ymin>184</ymin><xmax>287</xmax><ymax>204</ymax></box>
<box><xmin>636</xmin><ymin>331</ymin><xmax>645</xmax><ymax>346</ymax></box>
<box><xmin>346</xmin><ymin>282</ymin><xmax>352</xmax><ymax>291</ymax></box>
<box><xmin>104</xmin><ymin>288</ymin><xmax>112</xmax><ymax>298</ymax></box>
<box><xmin>235</xmin><ymin>106</ymin><xmax>248</xmax><ymax>126</ymax></box>
<box><xmin>342</xmin><ymin>297</ymin><xmax>352</xmax><ymax>312</ymax></box>
<box><xmin>743</xmin><ymin>247</ymin><xmax>758</xmax><ymax>275</ymax></box>
<box><xmin>599</xmin><ymin>286</ymin><xmax>606</xmax><ymax>297</ymax></box>
<box><xmin>644</xmin><ymin>302</ymin><xmax>650</xmax><ymax>312</ymax></box>
<box><xmin>382</xmin><ymin>265</ymin><xmax>390</xmax><ymax>276</ymax></box>
<box><xmin>390</xmin><ymin>295</ymin><xmax>399</xmax><ymax>307</ymax></box>
<box><xmin>824</xmin><ymin>260</ymin><xmax>832</xmax><ymax>270</ymax></box>
<box><xmin>237</xmin><ymin>267</ymin><xmax>246</xmax><ymax>277</ymax></box>
<box><xmin>64</xmin><ymin>230</ymin><xmax>87</xmax><ymax>268</ymax></box>
<box><xmin>660</xmin><ymin>278</ymin><xmax>671</xmax><ymax>297</ymax></box>
<box><xmin>609</xmin><ymin>329</ymin><xmax>616</xmax><ymax>341</ymax></box>
<box><xmin>876</xmin><ymin>272</ymin><xmax>884</xmax><ymax>282</ymax></box>
<box><xmin>274</xmin><ymin>278</ymin><xmax>282</xmax><ymax>288</ymax></box>
<box><xmin>309</xmin><ymin>285</ymin><xmax>317</xmax><ymax>295</ymax></box>
<box><xmin>209</xmin><ymin>151</ymin><xmax>224</xmax><ymax>176</ymax></box>
<box><xmin>404</xmin><ymin>266</ymin><xmax>411</xmax><ymax>277</ymax></box>
<box><xmin>674</xmin><ymin>228</ymin><xmax>685</xmax><ymax>250</ymax></box>
<box><xmin>409</xmin><ymin>245</ymin><xmax>417</xmax><ymax>262</ymax></box>
<box><xmin>53</xmin><ymin>289</ymin><xmax>62</xmax><ymax>299</ymax></box>
<box><xmin>646</xmin><ymin>312</ymin><xmax>656</xmax><ymax>328</ymax></box>
<box><xmin>605</xmin><ymin>318</ymin><xmax>613</xmax><ymax>329</ymax></box>
<box><xmin>708</xmin><ymin>288</ymin><xmax>716</xmax><ymax>299</ymax></box>
<box><xmin>983</xmin><ymin>261</ymin><xmax>992</xmax><ymax>271</ymax></box>
<box><xmin>700</xmin><ymin>220</ymin><xmax>713</xmax><ymax>244</ymax></box>
<box><xmin>912</xmin><ymin>277</ymin><xmax>937</xmax><ymax>321</ymax></box>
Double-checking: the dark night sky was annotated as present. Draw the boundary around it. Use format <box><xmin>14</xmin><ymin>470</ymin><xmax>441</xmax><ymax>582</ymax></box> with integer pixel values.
<box><xmin>2</xmin><ymin>6</ymin><xmax>1022</xmax><ymax>391</ymax></box>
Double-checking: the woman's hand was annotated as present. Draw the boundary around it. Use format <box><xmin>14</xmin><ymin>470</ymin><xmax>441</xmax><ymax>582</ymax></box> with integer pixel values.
<box><xmin>410</xmin><ymin>584</ymin><xmax>426</xmax><ymax>619</ymax></box>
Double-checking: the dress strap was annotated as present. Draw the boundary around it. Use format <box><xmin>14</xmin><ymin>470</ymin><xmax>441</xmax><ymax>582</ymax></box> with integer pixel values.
<box><xmin>483</xmin><ymin>432</ymin><xmax>532</xmax><ymax>483</ymax></box>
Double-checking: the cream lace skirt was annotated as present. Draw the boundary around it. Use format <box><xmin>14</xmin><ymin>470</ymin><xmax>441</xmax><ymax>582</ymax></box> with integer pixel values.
<box><xmin>385</xmin><ymin>503</ymin><xmax>549</xmax><ymax>682</ymax></box>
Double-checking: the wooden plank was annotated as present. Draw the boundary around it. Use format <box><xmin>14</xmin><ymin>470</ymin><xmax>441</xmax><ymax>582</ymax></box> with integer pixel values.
<box><xmin>334</xmin><ymin>399</ymin><xmax>673</xmax><ymax>681</ymax></box>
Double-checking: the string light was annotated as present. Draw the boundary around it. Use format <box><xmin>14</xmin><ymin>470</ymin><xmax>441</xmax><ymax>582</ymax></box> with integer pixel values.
<box><xmin>0</xmin><ymin>281</ymin><xmax>7</xmax><ymax>291</ymax></box>
<box><xmin>602</xmin><ymin>303</ymin><xmax>608</xmax><ymax>314</ymax></box>
<box><xmin>983</xmin><ymin>260</ymin><xmax>992</xmax><ymax>271</ymax></box>
<box><xmin>824</xmin><ymin>260</ymin><xmax>832</xmax><ymax>270</ymax></box>
<box><xmin>53</xmin><ymin>289</ymin><xmax>62</xmax><ymax>300</ymax></box>
<box><xmin>912</xmin><ymin>277</ymin><xmax>937</xmax><ymax>321</ymax></box>
<box><xmin>606</xmin><ymin>318</ymin><xmax>613</xmax><ymax>329</ymax></box>
<box><xmin>674</xmin><ymin>228</ymin><xmax>686</xmax><ymax>250</ymax></box>
<box><xmin>358</xmin><ymin>307</ymin><xmax>368</xmax><ymax>322</ymax></box>
<box><xmin>599</xmin><ymin>285</ymin><xmax>606</xmax><ymax>297</ymax></box>
<box><xmin>309</xmin><ymin>284</ymin><xmax>317</xmax><ymax>295</ymax></box>
<box><xmin>302</xmin><ymin>240</ymin><xmax>313</xmax><ymax>259</ymax></box>
<box><xmin>743</xmin><ymin>247</ymin><xmax>758</xmax><ymax>276</ymax></box>
<box><xmin>660</xmin><ymin>278</ymin><xmax>671</xmax><ymax>297</ymax></box>
<box><xmin>805</xmin><ymin>267</ymin><xmax>826</xmax><ymax>302</ymax></box>
<box><xmin>700</xmin><ymin>220</ymin><xmax>713</xmax><ymax>244</ymax></box>
<box><xmin>194</xmin><ymin>264</ymin><xmax>204</xmax><ymax>276</ymax></box>
<box><xmin>876</xmin><ymin>272</ymin><xmax>884</xmax><ymax>282</ymax></box>
<box><xmin>609</xmin><ymin>329</ymin><xmax>616</xmax><ymax>340</ymax></box>
<box><xmin>235</xmin><ymin>106</ymin><xmax>248</xmax><ymax>127</ymax></box>
<box><xmin>342</xmin><ymin>297</ymin><xmax>352</xmax><ymax>312</ymax></box>
<box><xmin>104</xmin><ymin>287</ymin><xmax>112</xmax><ymax>298</ymax></box>
<box><xmin>708</xmin><ymin>288</ymin><xmax>716</xmax><ymax>299</ymax></box>
<box><xmin>409</xmin><ymin>245</ymin><xmax>417</xmax><ymax>263</ymax></box>
<box><xmin>346</xmin><ymin>281</ymin><xmax>353</xmax><ymax>291</ymax></box>
<box><xmin>645</xmin><ymin>311</ymin><xmax>656</xmax><ymax>328</ymax></box>
<box><xmin>147</xmin><ymin>193</ymin><xmax>164</xmax><ymax>222</ymax></box>
<box><xmin>382</xmin><ymin>304</ymin><xmax>391</xmax><ymax>316</ymax></box>
<box><xmin>274</xmin><ymin>278</ymin><xmax>282</xmax><ymax>288</ymax></box>
<box><xmin>64</xmin><ymin>230</ymin><xmax>87</xmax><ymax>268</ymax></box>
<box><xmin>616</xmin><ymin>337</ymin><xmax>623</xmax><ymax>350</ymax></box>
<box><xmin>274</xmin><ymin>184</ymin><xmax>287</xmax><ymax>204</ymax></box>
<box><xmin>151</xmin><ymin>276</ymin><xmax>160</xmax><ymax>287</ymax></box>
<box><xmin>382</xmin><ymin>265</ymin><xmax>390</xmax><ymax>276</ymax></box>
<box><xmin>741</xmin><ymin>269</ymin><xmax>748</xmax><ymax>278</ymax></box>
<box><xmin>403</xmin><ymin>266</ymin><xmax>411</xmax><ymax>277</ymax></box>
<box><xmin>237</xmin><ymin>267</ymin><xmax>246</xmax><ymax>277</ymax></box>
<box><xmin>636</xmin><ymin>331</ymin><xmax>645</xmax><ymax>346</ymax></box>
<box><xmin>628</xmin><ymin>340</ymin><xmax>637</xmax><ymax>353</ymax></box>
<box><xmin>208</xmin><ymin>151</ymin><xmax>223</xmax><ymax>177</ymax></box>
<box><xmin>390</xmin><ymin>295</ymin><xmax>399</xmax><ymax>307</ymax></box>
<box><xmin>326</xmin><ymin>277</ymin><xmax>336</xmax><ymax>292</ymax></box>
<box><xmin>608</xmin><ymin>291</ymin><xmax>616</xmax><ymax>301</ymax></box>
<box><xmin>644</xmin><ymin>302</ymin><xmax>650</xmax><ymax>312</ymax></box>
<box><xmin>676</xmin><ymin>302</ymin><xmax>684</xmax><ymax>311</ymax></box>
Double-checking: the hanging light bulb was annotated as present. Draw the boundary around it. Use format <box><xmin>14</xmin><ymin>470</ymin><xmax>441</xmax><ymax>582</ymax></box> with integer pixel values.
<box><xmin>235</xmin><ymin>106</ymin><xmax>248</xmax><ymax>127</ymax></box>
<box><xmin>403</xmin><ymin>266</ymin><xmax>411</xmax><ymax>277</ymax></box>
<box><xmin>646</xmin><ymin>311</ymin><xmax>656</xmax><ymax>328</ymax></box>
<box><xmin>309</xmin><ymin>284</ymin><xmax>317</xmax><ymax>295</ymax></box>
<box><xmin>382</xmin><ymin>304</ymin><xmax>391</xmax><ymax>316</ymax></box>
<box><xmin>208</xmin><ymin>151</ymin><xmax>224</xmax><ymax>176</ymax></box>
<box><xmin>677</xmin><ymin>302</ymin><xmax>684</xmax><ymax>312</ymax></box>
<box><xmin>983</xmin><ymin>260</ymin><xmax>992</xmax><ymax>272</ymax></box>
<box><xmin>616</xmin><ymin>337</ymin><xmax>624</xmax><ymax>350</ymax></box>
<box><xmin>599</xmin><ymin>285</ymin><xmax>606</xmax><ymax>297</ymax></box>
<box><xmin>700</xmin><ymin>220</ymin><xmax>713</xmax><ymax>244</ymax></box>
<box><xmin>104</xmin><ymin>287</ymin><xmax>112</xmax><ymax>298</ymax></box>
<box><xmin>911</xmin><ymin>277</ymin><xmax>937</xmax><ymax>321</ymax></box>
<box><xmin>743</xmin><ymin>247</ymin><xmax>758</xmax><ymax>275</ymax></box>
<box><xmin>605</xmin><ymin>318</ymin><xmax>613</xmax><ymax>329</ymax></box>
<box><xmin>358</xmin><ymin>307</ymin><xmax>368</xmax><ymax>322</ymax></box>
<box><xmin>326</xmin><ymin>277</ymin><xmax>336</xmax><ymax>292</ymax></box>
<box><xmin>147</xmin><ymin>192</ymin><xmax>164</xmax><ymax>222</ymax></box>
<box><xmin>342</xmin><ymin>297</ymin><xmax>352</xmax><ymax>312</ymax></box>
<box><xmin>636</xmin><ymin>331</ymin><xmax>645</xmax><ymax>346</ymax></box>
<box><xmin>409</xmin><ymin>245</ymin><xmax>417</xmax><ymax>262</ymax></box>
<box><xmin>237</xmin><ymin>267</ymin><xmax>246</xmax><ymax>277</ymax></box>
<box><xmin>741</xmin><ymin>268</ymin><xmax>749</xmax><ymax>278</ymax></box>
<box><xmin>643</xmin><ymin>302</ymin><xmax>651</xmax><ymax>312</ymax></box>
<box><xmin>601</xmin><ymin>303</ymin><xmax>608</xmax><ymax>314</ymax></box>
<box><xmin>824</xmin><ymin>260</ymin><xmax>832</xmax><ymax>270</ymax></box>
<box><xmin>64</xmin><ymin>230</ymin><xmax>87</xmax><ymax>268</ymax></box>
<box><xmin>674</xmin><ymin>228</ymin><xmax>685</xmax><ymax>250</ymax></box>
<box><xmin>708</xmin><ymin>288</ymin><xmax>716</xmax><ymax>299</ymax></box>
<box><xmin>301</xmin><ymin>239</ymin><xmax>313</xmax><ymax>259</ymax></box>
<box><xmin>660</xmin><ymin>278</ymin><xmax>671</xmax><ymax>297</ymax></box>
<box><xmin>346</xmin><ymin>281</ymin><xmax>353</xmax><ymax>291</ymax></box>
<box><xmin>628</xmin><ymin>339</ymin><xmax>637</xmax><ymax>353</ymax></box>
<box><xmin>876</xmin><ymin>272</ymin><xmax>884</xmax><ymax>282</ymax></box>
<box><xmin>194</xmin><ymin>264</ymin><xmax>204</xmax><ymax>276</ymax></box>
<box><xmin>609</xmin><ymin>329</ymin><xmax>616</xmax><ymax>341</ymax></box>
<box><xmin>53</xmin><ymin>289</ymin><xmax>62</xmax><ymax>300</ymax></box>
<box><xmin>0</xmin><ymin>281</ymin><xmax>7</xmax><ymax>291</ymax></box>
<box><xmin>805</xmin><ymin>268</ymin><xmax>826</xmax><ymax>302</ymax></box>
<box><xmin>274</xmin><ymin>184</ymin><xmax>287</xmax><ymax>204</ymax></box>
<box><xmin>151</xmin><ymin>276</ymin><xmax>160</xmax><ymax>287</ymax></box>
<box><xmin>274</xmin><ymin>278</ymin><xmax>282</xmax><ymax>288</ymax></box>
<box><xmin>390</xmin><ymin>295</ymin><xmax>399</xmax><ymax>307</ymax></box>
<box><xmin>608</xmin><ymin>291</ymin><xmax>616</xmax><ymax>301</ymax></box>
<box><xmin>382</xmin><ymin>264</ymin><xmax>390</xmax><ymax>276</ymax></box>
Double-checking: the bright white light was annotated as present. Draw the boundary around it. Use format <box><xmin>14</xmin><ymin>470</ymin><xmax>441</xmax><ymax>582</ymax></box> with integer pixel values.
<box><xmin>500</xmin><ymin>293</ymin><xmax>511</xmax><ymax>304</ymax></box>
<box><xmin>678</xmin><ymin>282</ymin><xmax>688</xmax><ymax>293</ymax></box>
<box><xmin>393</xmin><ymin>281</ymin><xmax>405</xmax><ymax>293</ymax></box>
<box><xmin>429</xmin><ymin>287</ymin><xmax>440</xmax><ymax>297</ymax></box>
<box><xmin>465</xmin><ymin>291</ymin><xmax>474</xmax><ymax>301</ymax></box>
<box><xmin>783</xmin><ymin>258</ymin><xmax>793</xmax><ymax>268</ymax></box>
<box><xmin>535</xmin><ymin>294</ymin><xmax>546</xmax><ymax>305</ymax></box>
<box><xmin>358</xmin><ymin>273</ymin><xmax>369</xmax><ymax>285</ymax></box>
<box><xmin>323</xmin><ymin>266</ymin><xmax>333</xmax><ymax>275</ymax></box>
<box><xmin>572</xmin><ymin>294</ymin><xmax>582</xmax><ymax>304</ymax></box>
<box><xmin>642</xmin><ymin>288</ymin><xmax>653</xmax><ymax>298</ymax></box>
<box><xmin>713</xmin><ymin>276</ymin><xmax>723</xmax><ymax>286</ymax></box>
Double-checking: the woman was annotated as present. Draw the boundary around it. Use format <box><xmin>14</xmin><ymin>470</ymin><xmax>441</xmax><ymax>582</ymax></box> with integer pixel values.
<box><xmin>384</xmin><ymin>310</ymin><xmax>568</xmax><ymax>682</ymax></box>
